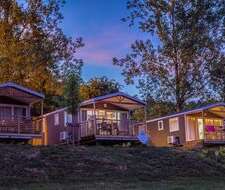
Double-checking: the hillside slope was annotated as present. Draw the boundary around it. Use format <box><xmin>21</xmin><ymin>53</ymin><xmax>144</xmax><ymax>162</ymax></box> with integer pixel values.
<box><xmin>1</xmin><ymin>144</ymin><xmax>225</xmax><ymax>189</ymax></box>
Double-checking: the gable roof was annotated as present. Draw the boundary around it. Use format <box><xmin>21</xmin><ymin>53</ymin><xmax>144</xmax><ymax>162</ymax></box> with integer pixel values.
<box><xmin>147</xmin><ymin>102</ymin><xmax>225</xmax><ymax>123</ymax></box>
<box><xmin>80</xmin><ymin>92</ymin><xmax>146</xmax><ymax>110</ymax></box>
<box><xmin>0</xmin><ymin>82</ymin><xmax>44</xmax><ymax>98</ymax></box>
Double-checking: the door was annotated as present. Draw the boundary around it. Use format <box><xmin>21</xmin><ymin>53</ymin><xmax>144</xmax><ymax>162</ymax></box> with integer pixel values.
<box><xmin>186</xmin><ymin>117</ymin><xmax>197</xmax><ymax>141</ymax></box>
<box><xmin>197</xmin><ymin>118</ymin><xmax>204</xmax><ymax>140</ymax></box>
<box><xmin>119</xmin><ymin>112</ymin><xmax>128</xmax><ymax>133</ymax></box>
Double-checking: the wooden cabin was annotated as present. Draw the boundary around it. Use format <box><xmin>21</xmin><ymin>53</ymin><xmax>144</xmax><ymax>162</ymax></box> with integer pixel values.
<box><xmin>36</xmin><ymin>92</ymin><xmax>146</xmax><ymax>145</ymax></box>
<box><xmin>0</xmin><ymin>82</ymin><xmax>44</xmax><ymax>144</ymax></box>
<box><xmin>147</xmin><ymin>103</ymin><xmax>225</xmax><ymax>147</ymax></box>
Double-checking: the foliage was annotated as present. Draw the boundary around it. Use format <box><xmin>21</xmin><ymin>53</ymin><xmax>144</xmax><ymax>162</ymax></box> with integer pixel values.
<box><xmin>200</xmin><ymin>147</ymin><xmax>225</xmax><ymax>164</ymax></box>
<box><xmin>64</xmin><ymin>70</ymin><xmax>81</xmax><ymax>114</ymax></box>
<box><xmin>208</xmin><ymin>56</ymin><xmax>225</xmax><ymax>102</ymax></box>
<box><xmin>80</xmin><ymin>76</ymin><xmax>121</xmax><ymax>100</ymax></box>
<box><xmin>0</xmin><ymin>0</ymin><xmax>84</xmax><ymax>111</ymax></box>
<box><xmin>0</xmin><ymin>144</ymin><xmax>225</xmax><ymax>188</ymax></box>
<box><xmin>113</xmin><ymin>0</ymin><xmax>225</xmax><ymax>112</ymax></box>
<box><xmin>132</xmin><ymin>97</ymin><xmax>175</xmax><ymax>121</ymax></box>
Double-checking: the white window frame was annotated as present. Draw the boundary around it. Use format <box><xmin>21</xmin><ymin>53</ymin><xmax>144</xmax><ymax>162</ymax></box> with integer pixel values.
<box><xmin>54</xmin><ymin>113</ymin><xmax>59</xmax><ymax>126</ymax></box>
<box><xmin>158</xmin><ymin>120</ymin><xmax>164</xmax><ymax>131</ymax></box>
<box><xmin>169</xmin><ymin>117</ymin><xmax>179</xmax><ymax>132</ymax></box>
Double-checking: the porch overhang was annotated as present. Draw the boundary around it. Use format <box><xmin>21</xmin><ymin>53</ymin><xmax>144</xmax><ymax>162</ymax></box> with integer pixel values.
<box><xmin>80</xmin><ymin>92</ymin><xmax>146</xmax><ymax>110</ymax></box>
<box><xmin>0</xmin><ymin>82</ymin><xmax>44</xmax><ymax>105</ymax></box>
<box><xmin>186</xmin><ymin>103</ymin><xmax>225</xmax><ymax>118</ymax></box>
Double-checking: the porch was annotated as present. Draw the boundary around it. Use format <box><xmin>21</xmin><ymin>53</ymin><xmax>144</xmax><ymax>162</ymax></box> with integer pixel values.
<box><xmin>80</xmin><ymin>118</ymin><xmax>145</xmax><ymax>141</ymax></box>
<box><xmin>78</xmin><ymin>92</ymin><xmax>146</xmax><ymax>142</ymax></box>
<box><xmin>185</xmin><ymin>103</ymin><xmax>225</xmax><ymax>145</ymax></box>
<box><xmin>0</xmin><ymin>83</ymin><xmax>44</xmax><ymax>139</ymax></box>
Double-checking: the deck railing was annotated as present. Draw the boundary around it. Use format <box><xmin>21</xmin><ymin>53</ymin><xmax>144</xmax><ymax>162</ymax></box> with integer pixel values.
<box><xmin>0</xmin><ymin>116</ymin><xmax>41</xmax><ymax>135</ymax></box>
<box><xmin>79</xmin><ymin>118</ymin><xmax>145</xmax><ymax>138</ymax></box>
<box><xmin>205</xmin><ymin>130</ymin><xmax>225</xmax><ymax>141</ymax></box>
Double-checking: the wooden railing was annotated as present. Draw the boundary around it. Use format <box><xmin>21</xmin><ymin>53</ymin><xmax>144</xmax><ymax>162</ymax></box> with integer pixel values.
<box><xmin>0</xmin><ymin>116</ymin><xmax>41</xmax><ymax>135</ymax></box>
<box><xmin>205</xmin><ymin>130</ymin><xmax>225</xmax><ymax>141</ymax></box>
<box><xmin>79</xmin><ymin>118</ymin><xmax>145</xmax><ymax>138</ymax></box>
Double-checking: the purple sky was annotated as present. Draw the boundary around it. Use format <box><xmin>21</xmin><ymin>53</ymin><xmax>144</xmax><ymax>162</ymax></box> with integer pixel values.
<box><xmin>61</xmin><ymin>0</ymin><xmax>148</xmax><ymax>96</ymax></box>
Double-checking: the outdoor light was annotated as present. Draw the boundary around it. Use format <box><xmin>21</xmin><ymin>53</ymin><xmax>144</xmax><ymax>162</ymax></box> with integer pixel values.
<box><xmin>104</xmin><ymin>103</ymin><xmax>107</xmax><ymax>108</ymax></box>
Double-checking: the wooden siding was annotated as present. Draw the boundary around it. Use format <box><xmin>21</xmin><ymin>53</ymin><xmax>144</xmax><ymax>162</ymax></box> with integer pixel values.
<box><xmin>0</xmin><ymin>87</ymin><xmax>40</xmax><ymax>104</ymax></box>
<box><xmin>34</xmin><ymin>109</ymin><xmax>79</xmax><ymax>145</ymax></box>
<box><xmin>80</xmin><ymin>102</ymin><xmax>129</xmax><ymax>111</ymax></box>
<box><xmin>147</xmin><ymin>115</ymin><xmax>186</xmax><ymax>147</ymax></box>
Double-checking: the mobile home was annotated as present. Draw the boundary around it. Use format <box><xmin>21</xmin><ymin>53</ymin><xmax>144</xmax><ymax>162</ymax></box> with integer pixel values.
<box><xmin>36</xmin><ymin>92</ymin><xmax>146</xmax><ymax>145</ymax></box>
<box><xmin>147</xmin><ymin>103</ymin><xmax>225</xmax><ymax>147</ymax></box>
<box><xmin>0</xmin><ymin>82</ymin><xmax>44</xmax><ymax>145</ymax></box>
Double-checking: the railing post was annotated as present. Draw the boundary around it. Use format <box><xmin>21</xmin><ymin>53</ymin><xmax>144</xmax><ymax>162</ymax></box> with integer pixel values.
<box><xmin>17</xmin><ymin>117</ymin><xmax>20</xmax><ymax>134</ymax></box>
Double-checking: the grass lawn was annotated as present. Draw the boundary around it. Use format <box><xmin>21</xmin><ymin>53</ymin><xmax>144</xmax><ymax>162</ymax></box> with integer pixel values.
<box><xmin>0</xmin><ymin>144</ymin><xmax>225</xmax><ymax>190</ymax></box>
<box><xmin>6</xmin><ymin>178</ymin><xmax>225</xmax><ymax>190</ymax></box>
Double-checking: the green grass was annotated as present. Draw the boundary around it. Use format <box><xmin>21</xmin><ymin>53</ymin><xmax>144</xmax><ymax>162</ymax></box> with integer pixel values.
<box><xmin>0</xmin><ymin>144</ymin><xmax>225</xmax><ymax>189</ymax></box>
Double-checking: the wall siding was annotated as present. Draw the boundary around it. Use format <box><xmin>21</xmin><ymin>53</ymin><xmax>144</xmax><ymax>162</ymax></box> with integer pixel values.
<box><xmin>34</xmin><ymin>109</ymin><xmax>79</xmax><ymax>145</ymax></box>
<box><xmin>147</xmin><ymin>115</ymin><xmax>186</xmax><ymax>147</ymax></box>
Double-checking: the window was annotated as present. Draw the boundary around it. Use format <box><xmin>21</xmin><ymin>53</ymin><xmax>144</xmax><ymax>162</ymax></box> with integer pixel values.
<box><xmin>169</xmin><ymin>117</ymin><xmax>179</xmax><ymax>132</ymax></box>
<box><xmin>64</xmin><ymin>111</ymin><xmax>72</xmax><ymax>126</ymax></box>
<box><xmin>54</xmin><ymin>113</ymin><xmax>59</xmax><ymax>126</ymax></box>
<box><xmin>158</xmin><ymin>120</ymin><xmax>164</xmax><ymax>131</ymax></box>
<box><xmin>14</xmin><ymin>107</ymin><xmax>26</xmax><ymax>118</ymax></box>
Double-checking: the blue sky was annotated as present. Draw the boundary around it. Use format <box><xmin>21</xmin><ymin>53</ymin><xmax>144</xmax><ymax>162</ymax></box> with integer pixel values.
<box><xmin>61</xmin><ymin>0</ymin><xmax>147</xmax><ymax>96</ymax></box>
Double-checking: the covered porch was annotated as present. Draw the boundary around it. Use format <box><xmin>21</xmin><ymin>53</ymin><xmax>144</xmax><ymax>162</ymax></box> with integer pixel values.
<box><xmin>78</xmin><ymin>92</ymin><xmax>146</xmax><ymax>141</ymax></box>
<box><xmin>185</xmin><ymin>103</ymin><xmax>225</xmax><ymax>144</ymax></box>
<box><xmin>0</xmin><ymin>82</ymin><xmax>44</xmax><ymax>138</ymax></box>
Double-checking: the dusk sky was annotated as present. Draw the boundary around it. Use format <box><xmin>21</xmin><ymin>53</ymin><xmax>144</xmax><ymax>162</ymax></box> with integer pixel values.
<box><xmin>60</xmin><ymin>0</ymin><xmax>148</xmax><ymax>96</ymax></box>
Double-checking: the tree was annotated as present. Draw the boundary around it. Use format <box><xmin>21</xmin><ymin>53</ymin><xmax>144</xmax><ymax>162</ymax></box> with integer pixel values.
<box><xmin>113</xmin><ymin>0</ymin><xmax>225</xmax><ymax>112</ymax></box>
<box><xmin>80</xmin><ymin>76</ymin><xmax>121</xmax><ymax>100</ymax></box>
<box><xmin>63</xmin><ymin>68</ymin><xmax>81</xmax><ymax>145</ymax></box>
<box><xmin>64</xmin><ymin>71</ymin><xmax>81</xmax><ymax>115</ymax></box>
<box><xmin>0</xmin><ymin>0</ymin><xmax>83</xmax><ymax>111</ymax></box>
<box><xmin>208</xmin><ymin>56</ymin><xmax>225</xmax><ymax>102</ymax></box>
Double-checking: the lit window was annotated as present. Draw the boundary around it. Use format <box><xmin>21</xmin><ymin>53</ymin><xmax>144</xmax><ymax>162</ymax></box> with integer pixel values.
<box><xmin>169</xmin><ymin>117</ymin><xmax>179</xmax><ymax>132</ymax></box>
<box><xmin>158</xmin><ymin>120</ymin><xmax>164</xmax><ymax>131</ymax></box>
<box><xmin>54</xmin><ymin>113</ymin><xmax>59</xmax><ymax>126</ymax></box>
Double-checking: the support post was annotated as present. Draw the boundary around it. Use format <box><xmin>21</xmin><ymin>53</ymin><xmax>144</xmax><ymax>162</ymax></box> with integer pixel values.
<box><xmin>41</xmin><ymin>100</ymin><xmax>44</xmax><ymax>116</ymax></box>
<box><xmin>93</xmin><ymin>101</ymin><xmax>96</xmax><ymax>135</ymax></box>
<box><xmin>144</xmin><ymin>106</ymin><xmax>147</xmax><ymax>133</ymax></box>
<box><xmin>128</xmin><ymin>110</ymin><xmax>131</xmax><ymax>135</ymax></box>
<box><xmin>28</xmin><ymin>104</ymin><xmax>31</xmax><ymax>118</ymax></box>
<box><xmin>202</xmin><ymin>110</ymin><xmax>205</xmax><ymax>141</ymax></box>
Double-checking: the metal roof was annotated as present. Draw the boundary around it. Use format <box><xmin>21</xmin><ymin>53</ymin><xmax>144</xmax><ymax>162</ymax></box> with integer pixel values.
<box><xmin>80</xmin><ymin>92</ymin><xmax>145</xmax><ymax>111</ymax></box>
<box><xmin>0</xmin><ymin>82</ymin><xmax>45</xmax><ymax>98</ymax></box>
<box><xmin>147</xmin><ymin>102</ymin><xmax>225</xmax><ymax>123</ymax></box>
<box><xmin>81</xmin><ymin>92</ymin><xmax>145</xmax><ymax>105</ymax></box>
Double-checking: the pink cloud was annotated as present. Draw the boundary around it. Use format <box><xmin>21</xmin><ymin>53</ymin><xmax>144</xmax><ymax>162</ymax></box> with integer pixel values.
<box><xmin>76</xmin><ymin>26</ymin><xmax>143</xmax><ymax>65</ymax></box>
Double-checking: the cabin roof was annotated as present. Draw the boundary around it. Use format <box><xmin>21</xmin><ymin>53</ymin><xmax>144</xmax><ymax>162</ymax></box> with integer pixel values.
<box><xmin>80</xmin><ymin>92</ymin><xmax>146</xmax><ymax>110</ymax></box>
<box><xmin>0</xmin><ymin>82</ymin><xmax>44</xmax><ymax>104</ymax></box>
<box><xmin>0</xmin><ymin>82</ymin><xmax>44</xmax><ymax>98</ymax></box>
<box><xmin>147</xmin><ymin>102</ymin><xmax>225</xmax><ymax>123</ymax></box>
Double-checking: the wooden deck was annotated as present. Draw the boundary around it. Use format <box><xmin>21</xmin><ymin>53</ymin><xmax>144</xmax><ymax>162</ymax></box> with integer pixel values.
<box><xmin>0</xmin><ymin>133</ymin><xmax>41</xmax><ymax>139</ymax></box>
<box><xmin>79</xmin><ymin>119</ymin><xmax>145</xmax><ymax>142</ymax></box>
<box><xmin>95</xmin><ymin>135</ymin><xmax>138</xmax><ymax>141</ymax></box>
<box><xmin>0</xmin><ymin>116</ymin><xmax>42</xmax><ymax>139</ymax></box>
<box><xmin>204</xmin><ymin>140</ymin><xmax>225</xmax><ymax>145</ymax></box>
